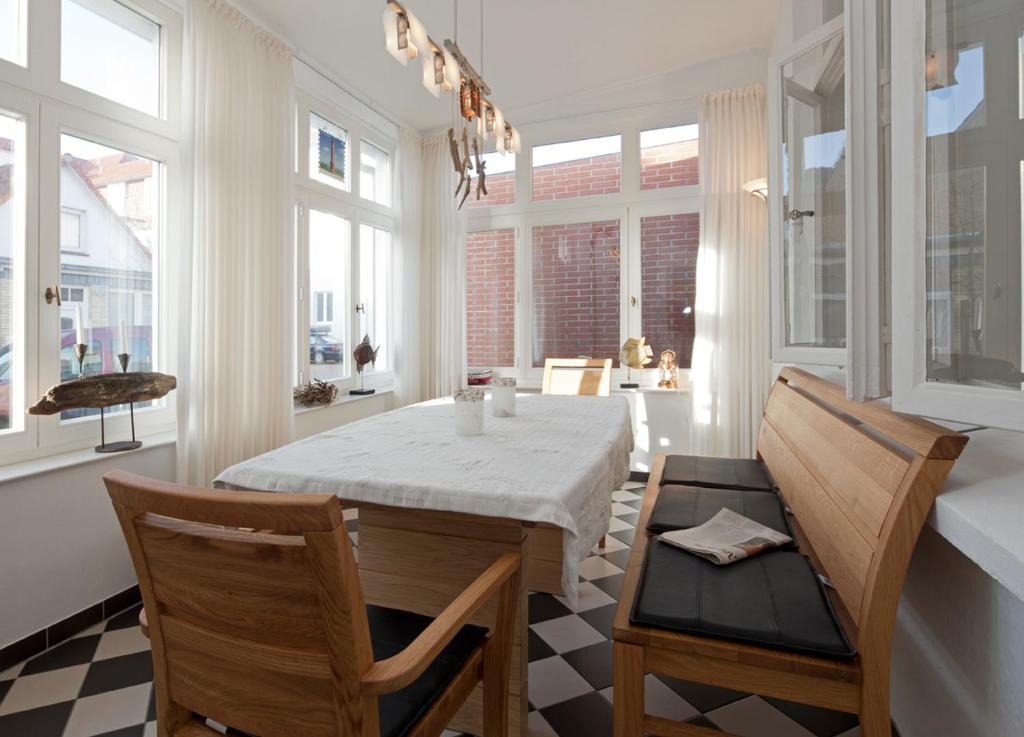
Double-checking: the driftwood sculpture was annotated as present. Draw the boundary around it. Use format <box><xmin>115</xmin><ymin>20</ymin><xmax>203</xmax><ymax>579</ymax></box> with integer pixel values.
<box><xmin>28</xmin><ymin>372</ymin><xmax>177</xmax><ymax>415</ymax></box>
<box><xmin>473</xmin><ymin>137</ymin><xmax>487</xmax><ymax>200</ymax></box>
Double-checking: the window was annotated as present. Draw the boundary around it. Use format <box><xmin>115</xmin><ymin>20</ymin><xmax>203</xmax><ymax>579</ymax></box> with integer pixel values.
<box><xmin>1</xmin><ymin>0</ymin><xmax>26</xmax><ymax>66</ymax></box>
<box><xmin>640</xmin><ymin>213</ymin><xmax>699</xmax><ymax>367</ymax></box>
<box><xmin>61</xmin><ymin>210</ymin><xmax>83</xmax><ymax>252</ymax></box>
<box><xmin>640</xmin><ymin>125</ymin><xmax>699</xmax><ymax>190</ymax></box>
<box><xmin>466</xmin><ymin>228</ymin><xmax>515</xmax><ymax>368</ymax></box>
<box><xmin>359</xmin><ymin>224</ymin><xmax>391</xmax><ymax>370</ymax></box>
<box><xmin>310</xmin><ymin>112</ymin><xmax>350</xmax><ymax>192</ymax></box>
<box><xmin>532</xmin><ymin>135</ymin><xmax>621</xmax><ymax>202</ymax></box>
<box><xmin>58</xmin><ymin>134</ymin><xmax>160</xmax><ymax>421</ymax></box>
<box><xmin>61</xmin><ymin>0</ymin><xmax>162</xmax><ymax>116</ymax></box>
<box><xmin>308</xmin><ymin>210</ymin><xmax>350</xmax><ymax>383</ymax></box>
<box><xmin>360</xmin><ymin>140</ymin><xmax>391</xmax><ymax>206</ymax></box>
<box><xmin>0</xmin><ymin>111</ymin><xmax>24</xmax><ymax>434</ymax></box>
<box><xmin>531</xmin><ymin>219</ymin><xmax>622</xmax><ymax>367</ymax></box>
<box><xmin>466</xmin><ymin>152</ymin><xmax>515</xmax><ymax>209</ymax></box>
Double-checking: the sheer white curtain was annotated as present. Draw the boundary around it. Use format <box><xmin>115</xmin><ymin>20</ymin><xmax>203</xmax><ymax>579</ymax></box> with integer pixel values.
<box><xmin>177</xmin><ymin>0</ymin><xmax>295</xmax><ymax>485</ymax></box>
<box><xmin>689</xmin><ymin>85</ymin><xmax>770</xmax><ymax>458</ymax></box>
<box><xmin>393</xmin><ymin>127</ymin><xmax>423</xmax><ymax>406</ymax></box>
<box><xmin>418</xmin><ymin>135</ymin><xmax>466</xmax><ymax>399</ymax></box>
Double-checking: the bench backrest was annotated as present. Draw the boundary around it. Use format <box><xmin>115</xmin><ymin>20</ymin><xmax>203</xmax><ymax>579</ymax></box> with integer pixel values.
<box><xmin>758</xmin><ymin>368</ymin><xmax>967</xmax><ymax>642</ymax></box>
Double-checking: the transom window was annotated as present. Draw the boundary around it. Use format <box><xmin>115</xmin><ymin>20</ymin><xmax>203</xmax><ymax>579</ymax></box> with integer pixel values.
<box><xmin>532</xmin><ymin>135</ymin><xmax>622</xmax><ymax>202</ymax></box>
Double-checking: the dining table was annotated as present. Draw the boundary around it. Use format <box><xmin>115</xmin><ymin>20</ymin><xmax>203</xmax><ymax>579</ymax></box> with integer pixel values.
<box><xmin>215</xmin><ymin>392</ymin><xmax>634</xmax><ymax>737</ymax></box>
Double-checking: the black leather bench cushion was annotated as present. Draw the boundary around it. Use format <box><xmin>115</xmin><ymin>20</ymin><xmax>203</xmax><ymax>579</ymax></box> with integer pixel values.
<box><xmin>661</xmin><ymin>455</ymin><xmax>775</xmax><ymax>492</ymax></box>
<box><xmin>631</xmin><ymin>542</ymin><xmax>855</xmax><ymax>660</ymax></box>
<box><xmin>646</xmin><ymin>485</ymin><xmax>794</xmax><ymax>544</ymax></box>
<box><xmin>369</xmin><ymin>604</ymin><xmax>488</xmax><ymax>737</ymax></box>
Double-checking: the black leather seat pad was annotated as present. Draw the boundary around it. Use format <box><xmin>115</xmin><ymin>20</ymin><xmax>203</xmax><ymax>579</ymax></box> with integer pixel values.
<box><xmin>646</xmin><ymin>485</ymin><xmax>794</xmax><ymax>544</ymax></box>
<box><xmin>369</xmin><ymin>605</ymin><xmax>488</xmax><ymax>737</ymax></box>
<box><xmin>630</xmin><ymin>542</ymin><xmax>855</xmax><ymax>660</ymax></box>
<box><xmin>660</xmin><ymin>455</ymin><xmax>775</xmax><ymax>492</ymax></box>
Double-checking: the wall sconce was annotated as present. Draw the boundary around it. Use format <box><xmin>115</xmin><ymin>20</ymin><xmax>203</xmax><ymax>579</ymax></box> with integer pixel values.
<box><xmin>743</xmin><ymin>177</ymin><xmax>769</xmax><ymax>202</ymax></box>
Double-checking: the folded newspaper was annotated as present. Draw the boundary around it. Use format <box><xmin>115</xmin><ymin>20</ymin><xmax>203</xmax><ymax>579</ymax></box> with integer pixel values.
<box><xmin>657</xmin><ymin>508</ymin><xmax>792</xmax><ymax>565</ymax></box>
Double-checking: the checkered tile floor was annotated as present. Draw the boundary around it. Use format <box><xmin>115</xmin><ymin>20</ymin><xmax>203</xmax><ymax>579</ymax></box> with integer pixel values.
<box><xmin>0</xmin><ymin>481</ymin><xmax>865</xmax><ymax>737</ymax></box>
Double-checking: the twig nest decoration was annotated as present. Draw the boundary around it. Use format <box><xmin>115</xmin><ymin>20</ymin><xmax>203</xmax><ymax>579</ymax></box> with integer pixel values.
<box><xmin>294</xmin><ymin>379</ymin><xmax>338</xmax><ymax>407</ymax></box>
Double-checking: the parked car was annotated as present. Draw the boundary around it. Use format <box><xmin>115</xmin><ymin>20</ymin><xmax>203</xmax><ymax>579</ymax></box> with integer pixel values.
<box><xmin>310</xmin><ymin>333</ymin><xmax>344</xmax><ymax>364</ymax></box>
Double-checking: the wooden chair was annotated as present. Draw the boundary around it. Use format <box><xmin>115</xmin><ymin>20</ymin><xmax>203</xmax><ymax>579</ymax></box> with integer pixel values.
<box><xmin>104</xmin><ymin>471</ymin><xmax>522</xmax><ymax>737</ymax></box>
<box><xmin>613</xmin><ymin>367</ymin><xmax>968</xmax><ymax>737</ymax></box>
<box><xmin>541</xmin><ymin>358</ymin><xmax>613</xmax><ymax>397</ymax></box>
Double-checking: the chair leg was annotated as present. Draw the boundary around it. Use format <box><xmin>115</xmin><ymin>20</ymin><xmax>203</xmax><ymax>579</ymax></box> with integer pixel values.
<box><xmin>599</xmin><ymin>535</ymin><xmax>608</xmax><ymax>549</ymax></box>
<box><xmin>859</xmin><ymin>696</ymin><xmax>893</xmax><ymax>737</ymax></box>
<box><xmin>613</xmin><ymin>642</ymin><xmax>644</xmax><ymax>737</ymax></box>
<box><xmin>483</xmin><ymin>639</ymin><xmax>509</xmax><ymax>737</ymax></box>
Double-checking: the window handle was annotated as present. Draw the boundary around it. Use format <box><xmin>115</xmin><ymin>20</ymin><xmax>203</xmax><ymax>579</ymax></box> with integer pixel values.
<box><xmin>355</xmin><ymin>302</ymin><xmax>365</xmax><ymax>314</ymax></box>
<box><xmin>630</xmin><ymin>296</ymin><xmax>638</xmax><ymax>307</ymax></box>
<box><xmin>45</xmin><ymin>285</ymin><xmax>62</xmax><ymax>306</ymax></box>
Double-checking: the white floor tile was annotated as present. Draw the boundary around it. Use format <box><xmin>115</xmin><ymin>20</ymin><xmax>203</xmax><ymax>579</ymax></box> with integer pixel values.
<box><xmin>556</xmin><ymin>581</ymin><xmax>617</xmax><ymax>612</ymax></box>
<box><xmin>71</xmin><ymin>622</ymin><xmax>106</xmax><ymax>639</ymax></box>
<box><xmin>612</xmin><ymin>489</ymin><xmax>642</xmax><ymax>503</ymax></box>
<box><xmin>606</xmin><ymin>516</ymin><xmax>633</xmax><ymax>533</ymax></box>
<box><xmin>0</xmin><ymin>664</ymin><xmax>89</xmax><ymax>716</ymax></box>
<box><xmin>578</xmin><ymin>556</ymin><xmax>624</xmax><ymax>581</ymax></box>
<box><xmin>611</xmin><ymin>502</ymin><xmax>637</xmax><ymax>517</ymax></box>
<box><xmin>527</xmin><ymin>656</ymin><xmax>594</xmax><ymax>710</ymax></box>
<box><xmin>707</xmin><ymin>696</ymin><xmax>817</xmax><ymax>737</ymax></box>
<box><xmin>342</xmin><ymin>507</ymin><xmax>359</xmax><ymax>521</ymax></box>
<box><xmin>62</xmin><ymin>683</ymin><xmax>152</xmax><ymax>737</ymax></box>
<box><xmin>643</xmin><ymin>673</ymin><xmax>700</xmax><ymax>722</ymax></box>
<box><xmin>530</xmin><ymin>615</ymin><xmax>605</xmax><ymax>654</ymax></box>
<box><xmin>0</xmin><ymin>661</ymin><xmax>24</xmax><ymax>681</ymax></box>
<box><xmin>527</xmin><ymin>710</ymin><xmax>560</xmax><ymax>737</ymax></box>
<box><xmin>592</xmin><ymin>534</ymin><xmax>629</xmax><ymax>554</ymax></box>
<box><xmin>92</xmin><ymin>626</ymin><xmax>151</xmax><ymax>661</ymax></box>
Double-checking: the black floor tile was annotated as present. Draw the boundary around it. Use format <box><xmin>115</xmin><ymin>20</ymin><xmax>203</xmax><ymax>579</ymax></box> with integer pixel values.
<box><xmin>146</xmin><ymin>684</ymin><xmax>155</xmax><ymax>721</ymax></box>
<box><xmin>19</xmin><ymin>635</ymin><xmax>102</xmax><ymax>677</ymax></box>
<box><xmin>95</xmin><ymin>725</ymin><xmax>147</xmax><ymax>737</ymax></box>
<box><xmin>103</xmin><ymin>587</ymin><xmax>142</xmax><ymax>619</ymax></box>
<box><xmin>763</xmin><ymin>697</ymin><xmax>860</xmax><ymax>737</ymax></box>
<box><xmin>623</xmin><ymin>498</ymin><xmax>645</xmax><ymax>510</ymax></box>
<box><xmin>104</xmin><ymin>604</ymin><xmax>144</xmax><ymax>632</ymax></box>
<box><xmin>541</xmin><ymin>690</ymin><xmax>614</xmax><ymax>737</ymax></box>
<box><xmin>656</xmin><ymin>674</ymin><xmax>747</xmax><ymax>713</ymax></box>
<box><xmin>618</xmin><ymin>512</ymin><xmax>640</xmax><ymax>527</ymax></box>
<box><xmin>0</xmin><ymin>679</ymin><xmax>12</xmax><ymax>706</ymax></box>
<box><xmin>601</xmin><ymin>549</ymin><xmax>632</xmax><ymax>570</ymax></box>
<box><xmin>686</xmin><ymin>714</ymin><xmax>720</xmax><ymax>730</ymax></box>
<box><xmin>346</xmin><ymin>519</ymin><xmax>359</xmax><ymax>532</ymax></box>
<box><xmin>609</xmin><ymin>528</ymin><xmax>635</xmax><ymax>546</ymax></box>
<box><xmin>0</xmin><ymin>630</ymin><xmax>46</xmax><ymax>673</ymax></box>
<box><xmin>79</xmin><ymin>651</ymin><xmax>153</xmax><ymax>698</ymax></box>
<box><xmin>528</xmin><ymin>593</ymin><xmax>572</xmax><ymax>625</ymax></box>
<box><xmin>561</xmin><ymin>640</ymin><xmax>613</xmax><ymax>690</ymax></box>
<box><xmin>578</xmin><ymin>604</ymin><xmax>617</xmax><ymax>640</ymax></box>
<box><xmin>590</xmin><ymin>573</ymin><xmax>624</xmax><ymax>599</ymax></box>
<box><xmin>0</xmin><ymin>700</ymin><xmax>75</xmax><ymax>737</ymax></box>
<box><xmin>528</xmin><ymin>629</ymin><xmax>556</xmax><ymax>662</ymax></box>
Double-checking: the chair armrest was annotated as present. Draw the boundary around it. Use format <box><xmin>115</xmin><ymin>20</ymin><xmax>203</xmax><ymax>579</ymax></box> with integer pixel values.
<box><xmin>361</xmin><ymin>551</ymin><xmax>522</xmax><ymax>696</ymax></box>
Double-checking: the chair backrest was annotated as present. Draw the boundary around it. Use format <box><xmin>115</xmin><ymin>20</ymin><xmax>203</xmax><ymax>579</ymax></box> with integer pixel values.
<box><xmin>104</xmin><ymin>471</ymin><xmax>374</xmax><ymax>737</ymax></box>
<box><xmin>542</xmin><ymin>358</ymin><xmax>613</xmax><ymax>397</ymax></box>
<box><xmin>757</xmin><ymin>368</ymin><xmax>966</xmax><ymax>653</ymax></box>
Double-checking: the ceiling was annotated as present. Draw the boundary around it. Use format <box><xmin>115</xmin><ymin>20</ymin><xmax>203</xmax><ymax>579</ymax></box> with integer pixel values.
<box><xmin>234</xmin><ymin>0</ymin><xmax>782</xmax><ymax>131</ymax></box>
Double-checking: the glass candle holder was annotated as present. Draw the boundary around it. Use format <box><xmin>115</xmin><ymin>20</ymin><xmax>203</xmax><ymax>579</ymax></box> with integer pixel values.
<box><xmin>492</xmin><ymin>377</ymin><xmax>517</xmax><ymax>417</ymax></box>
<box><xmin>454</xmin><ymin>388</ymin><xmax>485</xmax><ymax>436</ymax></box>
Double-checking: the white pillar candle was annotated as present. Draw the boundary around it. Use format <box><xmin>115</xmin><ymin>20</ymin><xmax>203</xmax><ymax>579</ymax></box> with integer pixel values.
<box><xmin>492</xmin><ymin>377</ymin><xmax>517</xmax><ymax>417</ymax></box>
<box><xmin>453</xmin><ymin>388</ymin><xmax>485</xmax><ymax>436</ymax></box>
<box><xmin>120</xmin><ymin>320</ymin><xmax>129</xmax><ymax>355</ymax></box>
<box><xmin>75</xmin><ymin>304</ymin><xmax>85</xmax><ymax>345</ymax></box>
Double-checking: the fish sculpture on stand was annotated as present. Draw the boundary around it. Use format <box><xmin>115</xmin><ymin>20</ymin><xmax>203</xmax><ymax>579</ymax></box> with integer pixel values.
<box><xmin>350</xmin><ymin>334</ymin><xmax>380</xmax><ymax>396</ymax></box>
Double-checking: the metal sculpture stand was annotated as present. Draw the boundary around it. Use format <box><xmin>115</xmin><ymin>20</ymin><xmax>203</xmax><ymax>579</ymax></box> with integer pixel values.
<box><xmin>96</xmin><ymin>353</ymin><xmax>142</xmax><ymax>453</ymax></box>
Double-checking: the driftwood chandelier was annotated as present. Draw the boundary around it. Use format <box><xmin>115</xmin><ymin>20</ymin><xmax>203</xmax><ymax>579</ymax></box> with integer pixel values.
<box><xmin>383</xmin><ymin>0</ymin><xmax>520</xmax><ymax>209</ymax></box>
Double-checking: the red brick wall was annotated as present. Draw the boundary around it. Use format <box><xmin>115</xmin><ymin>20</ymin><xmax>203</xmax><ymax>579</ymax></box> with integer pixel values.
<box><xmin>466</xmin><ymin>171</ymin><xmax>515</xmax><ymax>209</ymax></box>
<box><xmin>531</xmin><ymin>220</ymin><xmax>621</xmax><ymax>367</ymax></box>
<box><xmin>641</xmin><ymin>213</ymin><xmax>700</xmax><ymax>367</ymax></box>
<box><xmin>466</xmin><ymin>228</ymin><xmax>516</xmax><ymax>368</ymax></box>
<box><xmin>640</xmin><ymin>139</ymin><xmax>699</xmax><ymax>190</ymax></box>
<box><xmin>532</xmin><ymin>153</ymin><xmax>622</xmax><ymax>202</ymax></box>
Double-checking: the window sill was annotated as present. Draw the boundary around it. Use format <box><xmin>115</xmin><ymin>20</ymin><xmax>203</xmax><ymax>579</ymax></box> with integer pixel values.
<box><xmin>490</xmin><ymin>380</ymin><xmax>689</xmax><ymax>395</ymax></box>
<box><xmin>294</xmin><ymin>387</ymin><xmax>394</xmax><ymax>415</ymax></box>
<box><xmin>0</xmin><ymin>430</ymin><xmax>177</xmax><ymax>485</ymax></box>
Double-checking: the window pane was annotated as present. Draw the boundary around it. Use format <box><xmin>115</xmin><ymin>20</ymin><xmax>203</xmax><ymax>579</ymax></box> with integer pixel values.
<box><xmin>531</xmin><ymin>220</ymin><xmax>621</xmax><ymax>367</ymax></box>
<box><xmin>359</xmin><ymin>224</ymin><xmax>391</xmax><ymax>371</ymax></box>
<box><xmin>781</xmin><ymin>35</ymin><xmax>847</xmax><ymax>349</ymax></box>
<box><xmin>310</xmin><ymin>112</ymin><xmax>350</xmax><ymax>192</ymax></box>
<box><xmin>924</xmin><ymin>0</ymin><xmax>1023</xmax><ymax>392</ymax></box>
<box><xmin>0</xmin><ymin>0</ymin><xmax>26</xmax><ymax>65</ymax></box>
<box><xmin>641</xmin><ymin>214</ymin><xmax>699</xmax><ymax>368</ymax></box>
<box><xmin>0</xmin><ymin>112</ymin><xmax>25</xmax><ymax>433</ymax></box>
<box><xmin>466</xmin><ymin>228</ymin><xmax>515</xmax><ymax>368</ymax></box>
<box><xmin>360</xmin><ymin>141</ymin><xmax>391</xmax><ymax>206</ymax></box>
<box><xmin>532</xmin><ymin>135</ymin><xmax>621</xmax><ymax>202</ymax></box>
<box><xmin>640</xmin><ymin>125</ymin><xmax>699</xmax><ymax>190</ymax></box>
<box><xmin>59</xmin><ymin>134</ymin><xmax>160</xmax><ymax>421</ymax></box>
<box><xmin>466</xmin><ymin>152</ymin><xmax>515</xmax><ymax>209</ymax></box>
<box><xmin>61</xmin><ymin>0</ymin><xmax>161</xmax><ymax>116</ymax></box>
<box><xmin>309</xmin><ymin>210</ymin><xmax>350</xmax><ymax>382</ymax></box>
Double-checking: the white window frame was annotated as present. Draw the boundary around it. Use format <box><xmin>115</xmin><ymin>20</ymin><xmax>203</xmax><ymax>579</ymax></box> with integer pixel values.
<box><xmin>0</xmin><ymin>0</ymin><xmax>181</xmax><ymax>464</ymax></box>
<box><xmin>890</xmin><ymin>0</ymin><xmax>1024</xmax><ymax>430</ymax></box>
<box><xmin>465</xmin><ymin>102</ymin><xmax>703</xmax><ymax>386</ymax></box>
<box><xmin>294</xmin><ymin>90</ymin><xmax>396</xmax><ymax>399</ymax></box>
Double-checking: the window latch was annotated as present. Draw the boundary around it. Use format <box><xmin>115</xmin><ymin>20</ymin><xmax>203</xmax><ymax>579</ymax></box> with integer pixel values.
<box><xmin>355</xmin><ymin>302</ymin><xmax>365</xmax><ymax>314</ymax></box>
<box><xmin>45</xmin><ymin>285</ymin><xmax>62</xmax><ymax>306</ymax></box>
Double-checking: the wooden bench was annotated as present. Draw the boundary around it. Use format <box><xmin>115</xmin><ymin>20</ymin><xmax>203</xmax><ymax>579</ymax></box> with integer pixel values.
<box><xmin>613</xmin><ymin>367</ymin><xmax>969</xmax><ymax>737</ymax></box>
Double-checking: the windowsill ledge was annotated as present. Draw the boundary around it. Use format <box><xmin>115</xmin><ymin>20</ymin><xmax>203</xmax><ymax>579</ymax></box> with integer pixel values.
<box><xmin>0</xmin><ymin>430</ymin><xmax>177</xmax><ymax>485</ymax></box>
<box><xmin>294</xmin><ymin>387</ymin><xmax>394</xmax><ymax>415</ymax></box>
<box><xmin>495</xmin><ymin>380</ymin><xmax>690</xmax><ymax>395</ymax></box>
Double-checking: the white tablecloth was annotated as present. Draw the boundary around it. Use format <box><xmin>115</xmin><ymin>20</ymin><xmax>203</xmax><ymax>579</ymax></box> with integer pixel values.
<box><xmin>214</xmin><ymin>394</ymin><xmax>634</xmax><ymax>606</ymax></box>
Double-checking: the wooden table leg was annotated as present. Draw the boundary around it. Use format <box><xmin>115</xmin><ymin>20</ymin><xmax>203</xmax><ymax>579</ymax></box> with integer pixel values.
<box><xmin>355</xmin><ymin>505</ymin><xmax>529</xmax><ymax>737</ymax></box>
